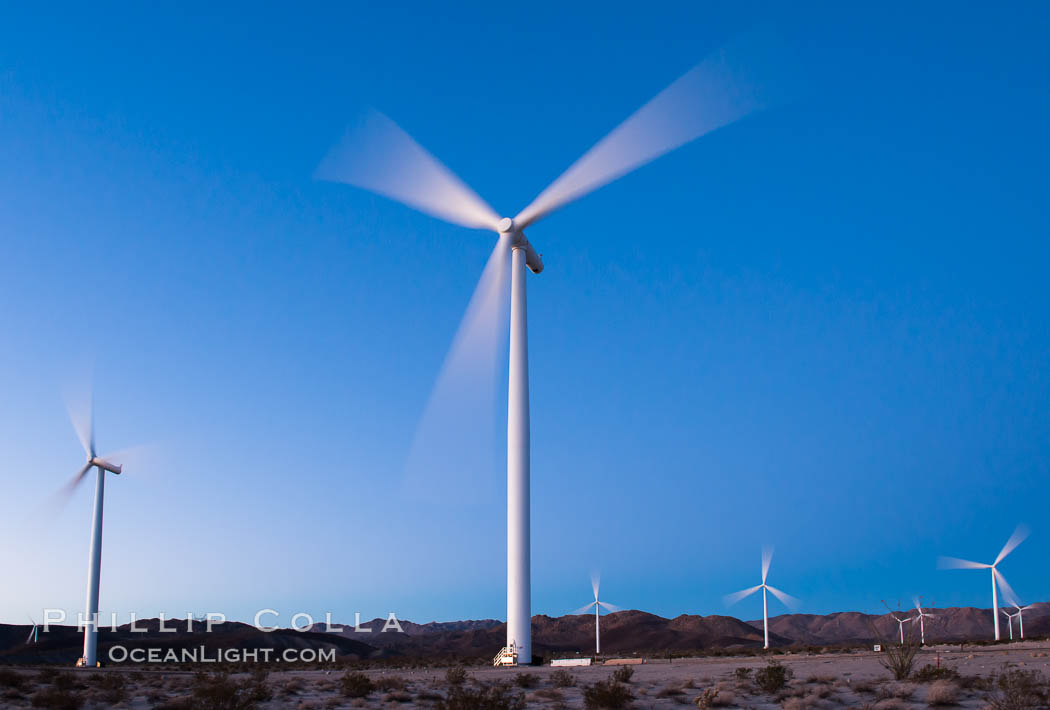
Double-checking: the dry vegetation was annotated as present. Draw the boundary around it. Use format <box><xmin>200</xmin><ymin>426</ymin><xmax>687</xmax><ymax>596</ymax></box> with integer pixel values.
<box><xmin>2</xmin><ymin>646</ymin><xmax>1050</xmax><ymax>709</ymax></box>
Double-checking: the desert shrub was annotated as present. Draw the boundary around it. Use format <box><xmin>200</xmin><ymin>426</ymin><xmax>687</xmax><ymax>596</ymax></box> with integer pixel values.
<box><xmin>584</xmin><ymin>678</ymin><xmax>634</xmax><ymax>709</ymax></box>
<box><xmin>86</xmin><ymin>672</ymin><xmax>128</xmax><ymax>703</ymax></box>
<box><xmin>340</xmin><ymin>671</ymin><xmax>374</xmax><ymax>698</ymax></box>
<box><xmin>877</xmin><ymin>682</ymin><xmax>916</xmax><ymax>700</ymax></box>
<box><xmin>551</xmin><ymin>669</ymin><xmax>576</xmax><ymax>688</ymax></box>
<box><xmin>711</xmin><ymin>688</ymin><xmax>736</xmax><ymax>706</ymax></box>
<box><xmin>189</xmin><ymin>670</ymin><xmax>268</xmax><ymax>710</ymax></box>
<box><xmin>375</xmin><ymin>675</ymin><xmax>407</xmax><ymax>691</ymax></box>
<box><xmin>781</xmin><ymin>698</ymin><xmax>812</xmax><ymax>710</ymax></box>
<box><xmin>880</xmin><ymin>641</ymin><xmax>920</xmax><ymax>680</ymax></box>
<box><xmin>913</xmin><ymin>664</ymin><xmax>959</xmax><ymax>683</ymax></box>
<box><xmin>657</xmin><ymin>686</ymin><xmax>684</xmax><ymax>697</ymax></box>
<box><xmin>437</xmin><ymin>681</ymin><xmax>526</xmax><ymax>710</ymax></box>
<box><xmin>384</xmin><ymin>689</ymin><xmax>413</xmax><ymax>703</ymax></box>
<box><xmin>872</xmin><ymin>699</ymin><xmax>906</xmax><ymax>710</ymax></box>
<box><xmin>49</xmin><ymin>673</ymin><xmax>76</xmax><ymax>691</ymax></box>
<box><xmin>926</xmin><ymin>679</ymin><xmax>959</xmax><ymax>706</ymax></box>
<box><xmin>445</xmin><ymin>666</ymin><xmax>469</xmax><ymax>686</ymax></box>
<box><xmin>611</xmin><ymin>666</ymin><xmax>634</xmax><ymax>683</ymax></box>
<box><xmin>988</xmin><ymin>668</ymin><xmax>1047</xmax><ymax>710</ymax></box>
<box><xmin>30</xmin><ymin>688</ymin><xmax>82</xmax><ymax>710</ymax></box>
<box><xmin>513</xmin><ymin>672</ymin><xmax>538</xmax><ymax>688</ymax></box>
<box><xmin>693</xmin><ymin>688</ymin><xmax>719</xmax><ymax>709</ymax></box>
<box><xmin>734</xmin><ymin>667</ymin><xmax>753</xmax><ymax>681</ymax></box>
<box><xmin>530</xmin><ymin>688</ymin><xmax>564</xmax><ymax>702</ymax></box>
<box><xmin>755</xmin><ymin>659</ymin><xmax>791</xmax><ymax>693</ymax></box>
<box><xmin>957</xmin><ymin>673</ymin><xmax>995</xmax><ymax>691</ymax></box>
<box><xmin>0</xmin><ymin>669</ymin><xmax>26</xmax><ymax>689</ymax></box>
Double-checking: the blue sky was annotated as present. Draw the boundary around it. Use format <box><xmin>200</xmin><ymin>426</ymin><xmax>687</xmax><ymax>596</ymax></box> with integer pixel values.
<box><xmin>1</xmin><ymin>2</ymin><xmax>1048</xmax><ymax>627</ymax></box>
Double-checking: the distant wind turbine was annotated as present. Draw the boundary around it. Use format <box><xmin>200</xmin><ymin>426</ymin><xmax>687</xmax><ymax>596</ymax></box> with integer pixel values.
<box><xmin>571</xmin><ymin>573</ymin><xmax>622</xmax><ymax>655</ymax></box>
<box><xmin>25</xmin><ymin>616</ymin><xmax>38</xmax><ymax>645</ymax></box>
<box><xmin>1012</xmin><ymin>603</ymin><xmax>1036</xmax><ymax>640</ymax></box>
<box><xmin>938</xmin><ymin>525</ymin><xmax>1028</xmax><ymax>641</ymax></box>
<box><xmin>1000</xmin><ymin>608</ymin><xmax>1019</xmax><ymax>640</ymax></box>
<box><xmin>724</xmin><ymin>547</ymin><xmax>799</xmax><ymax>649</ymax></box>
<box><xmin>912</xmin><ymin>597</ymin><xmax>936</xmax><ymax>645</ymax></box>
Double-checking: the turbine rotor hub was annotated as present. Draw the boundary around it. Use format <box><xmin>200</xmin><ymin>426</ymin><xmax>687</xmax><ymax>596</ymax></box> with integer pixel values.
<box><xmin>497</xmin><ymin>217</ymin><xmax>514</xmax><ymax>233</ymax></box>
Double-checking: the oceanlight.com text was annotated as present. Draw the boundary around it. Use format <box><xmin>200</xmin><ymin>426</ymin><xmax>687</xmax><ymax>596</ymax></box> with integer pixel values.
<box><xmin>107</xmin><ymin>646</ymin><xmax>336</xmax><ymax>664</ymax></box>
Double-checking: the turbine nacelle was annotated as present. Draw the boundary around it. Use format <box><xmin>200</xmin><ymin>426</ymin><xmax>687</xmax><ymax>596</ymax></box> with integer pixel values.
<box><xmin>497</xmin><ymin>218</ymin><xmax>544</xmax><ymax>275</ymax></box>
<box><xmin>90</xmin><ymin>457</ymin><xmax>122</xmax><ymax>474</ymax></box>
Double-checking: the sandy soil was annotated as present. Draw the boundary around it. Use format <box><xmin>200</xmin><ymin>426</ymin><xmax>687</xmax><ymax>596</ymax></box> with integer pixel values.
<box><xmin>3</xmin><ymin>641</ymin><xmax>1050</xmax><ymax>708</ymax></box>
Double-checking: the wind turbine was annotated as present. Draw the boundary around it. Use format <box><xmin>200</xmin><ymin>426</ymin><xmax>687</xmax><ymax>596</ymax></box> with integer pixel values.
<box><xmin>60</xmin><ymin>389</ymin><xmax>127</xmax><ymax>668</ymax></box>
<box><xmin>911</xmin><ymin>597</ymin><xmax>936</xmax><ymax>645</ymax></box>
<box><xmin>724</xmin><ymin>547</ymin><xmax>800</xmax><ymax>649</ymax></box>
<box><xmin>1000</xmin><ymin>608</ymin><xmax>1019</xmax><ymax>641</ymax></box>
<box><xmin>938</xmin><ymin>525</ymin><xmax>1028</xmax><ymax>641</ymax></box>
<box><xmin>570</xmin><ymin>573</ymin><xmax>623</xmax><ymax>656</ymax></box>
<box><xmin>883</xmin><ymin>605</ymin><xmax>915</xmax><ymax>645</ymax></box>
<box><xmin>318</xmin><ymin>40</ymin><xmax>783</xmax><ymax>664</ymax></box>
<box><xmin>1011</xmin><ymin>602</ymin><xmax>1036</xmax><ymax>640</ymax></box>
<box><xmin>25</xmin><ymin>616</ymin><xmax>38</xmax><ymax>644</ymax></box>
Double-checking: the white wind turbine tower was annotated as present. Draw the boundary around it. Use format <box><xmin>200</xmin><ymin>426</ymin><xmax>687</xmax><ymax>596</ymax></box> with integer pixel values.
<box><xmin>724</xmin><ymin>547</ymin><xmax>800</xmax><ymax>649</ymax></box>
<box><xmin>571</xmin><ymin>573</ymin><xmax>623</xmax><ymax>656</ymax></box>
<box><xmin>911</xmin><ymin>597</ymin><xmax>936</xmax><ymax>645</ymax></box>
<box><xmin>318</xmin><ymin>37</ymin><xmax>787</xmax><ymax>664</ymax></box>
<box><xmin>59</xmin><ymin>387</ymin><xmax>133</xmax><ymax>668</ymax></box>
<box><xmin>938</xmin><ymin>525</ymin><xmax>1028</xmax><ymax>641</ymax></box>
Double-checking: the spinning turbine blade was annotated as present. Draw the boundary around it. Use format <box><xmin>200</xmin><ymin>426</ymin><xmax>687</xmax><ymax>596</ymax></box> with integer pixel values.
<box><xmin>401</xmin><ymin>237</ymin><xmax>511</xmax><ymax>503</ymax></box>
<box><xmin>938</xmin><ymin>556</ymin><xmax>990</xmax><ymax>570</ymax></box>
<box><xmin>591</xmin><ymin>571</ymin><xmax>601</xmax><ymax>602</ymax></box>
<box><xmin>514</xmin><ymin>30</ymin><xmax>789</xmax><ymax>229</ymax></box>
<box><xmin>994</xmin><ymin>525</ymin><xmax>1029</xmax><ymax>566</ymax></box>
<box><xmin>598</xmin><ymin>601</ymin><xmax>622</xmax><ymax>613</ymax></box>
<box><xmin>316</xmin><ymin>109</ymin><xmax>501</xmax><ymax>231</ymax></box>
<box><xmin>65</xmin><ymin>390</ymin><xmax>94</xmax><ymax>458</ymax></box>
<box><xmin>994</xmin><ymin>568</ymin><xmax>1020</xmax><ymax>609</ymax></box>
<box><xmin>56</xmin><ymin>462</ymin><xmax>93</xmax><ymax>502</ymax></box>
<box><xmin>761</xmin><ymin>546</ymin><xmax>774</xmax><ymax>583</ymax></box>
<box><xmin>724</xmin><ymin>585</ymin><xmax>763</xmax><ymax>606</ymax></box>
<box><xmin>765</xmin><ymin>584</ymin><xmax>800</xmax><ymax>610</ymax></box>
<box><xmin>571</xmin><ymin>601</ymin><xmax>598</xmax><ymax>616</ymax></box>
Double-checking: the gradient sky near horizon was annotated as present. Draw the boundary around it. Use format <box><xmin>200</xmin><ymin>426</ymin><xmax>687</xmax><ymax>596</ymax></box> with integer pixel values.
<box><xmin>1</xmin><ymin>3</ymin><xmax>1048</xmax><ymax>628</ymax></box>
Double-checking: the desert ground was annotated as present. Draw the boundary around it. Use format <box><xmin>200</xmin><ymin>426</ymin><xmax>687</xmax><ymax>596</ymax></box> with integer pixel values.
<box><xmin>3</xmin><ymin>641</ymin><xmax>1050</xmax><ymax>708</ymax></box>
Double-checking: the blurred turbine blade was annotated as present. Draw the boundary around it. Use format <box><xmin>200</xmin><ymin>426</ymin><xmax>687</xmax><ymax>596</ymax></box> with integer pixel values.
<box><xmin>591</xmin><ymin>571</ymin><xmax>601</xmax><ymax>602</ymax></box>
<box><xmin>65</xmin><ymin>389</ymin><xmax>94</xmax><ymax>458</ymax></box>
<box><xmin>761</xmin><ymin>546</ymin><xmax>774</xmax><ymax>583</ymax></box>
<box><xmin>723</xmin><ymin>585</ymin><xmax>762</xmax><ymax>606</ymax></box>
<box><xmin>994</xmin><ymin>568</ymin><xmax>1020</xmax><ymax>609</ymax></box>
<box><xmin>938</xmin><ymin>556</ymin><xmax>990</xmax><ymax>570</ymax></box>
<box><xmin>994</xmin><ymin>524</ymin><xmax>1030</xmax><ymax>566</ymax></box>
<box><xmin>598</xmin><ymin>601</ymin><xmax>623</xmax><ymax>613</ymax></box>
<box><xmin>316</xmin><ymin>109</ymin><xmax>500</xmax><ymax>231</ymax></box>
<box><xmin>514</xmin><ymin>28</ymin><xmax>793</xmax><ymax>229</ymax></box>
<box><xmin>55</xmin><ymin>462</ymin><xmax>93</xmax><ymax>506</ymax></box>
<box><xmin>400</xmin><ymin>236</ymin><xmax>511</xmax><ymax>504</ymax></box>
<box><xmin>913</xmin><ymin>596</ymin><xmax>922</xmax><ymax>612</ymax></box>
<box><xmin>765</xmin><ymin>584</ymin><xmax>800</xmax><ymax>610</ymax></box>
<box><xmin>571</xmin><ymin>602</ymin><xmax>597</xmax><ymax>616</ymax></box>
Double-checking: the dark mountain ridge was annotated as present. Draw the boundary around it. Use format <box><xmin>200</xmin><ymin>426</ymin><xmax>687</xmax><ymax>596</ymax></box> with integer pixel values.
<box><xmin>3</xmin><ymin>603</ymin><xmax>1048</xmax><ymax>664</ymax></box>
